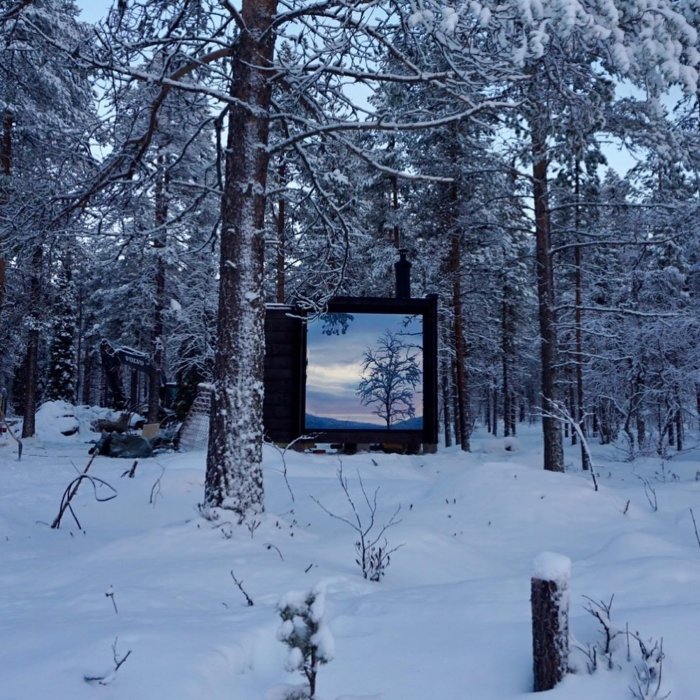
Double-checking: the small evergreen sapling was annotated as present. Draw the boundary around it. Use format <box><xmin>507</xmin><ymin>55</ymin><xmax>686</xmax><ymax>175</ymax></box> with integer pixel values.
<box><xmin>277</xmin><ymin>584</ymin><xmax>334</xmax><ymax>699</ymax></box>
<box><xmin>46</xmin><ymin>264</ymin><xmax>77</xmax><ymax>404</ymax></box>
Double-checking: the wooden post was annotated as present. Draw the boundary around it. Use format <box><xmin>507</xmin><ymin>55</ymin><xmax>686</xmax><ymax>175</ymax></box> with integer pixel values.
<box><xmin>531</xmin><ymin>552</ymin><xmax>570</xmax><ymax>692</ymax></box>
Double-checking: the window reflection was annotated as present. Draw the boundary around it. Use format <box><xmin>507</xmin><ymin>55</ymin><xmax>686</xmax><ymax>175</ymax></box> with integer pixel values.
<box><xmin>305</xmin><ymin>313</ymin><xmax>424</xmax><ymax>430</ymax></box>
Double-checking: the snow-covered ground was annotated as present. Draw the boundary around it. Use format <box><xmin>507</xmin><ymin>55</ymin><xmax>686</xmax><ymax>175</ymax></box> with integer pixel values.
<box><xmin>2</xmin><ymin>410</ymin><xmax>700</xmax><ymax>700</ymax></box>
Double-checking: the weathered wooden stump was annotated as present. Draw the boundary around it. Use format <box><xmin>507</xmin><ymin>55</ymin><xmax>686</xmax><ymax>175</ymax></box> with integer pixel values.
<box><xmin>531</xmin><ymin>552</ymin><xmax>571</xmax><ymax>692</ymax></box>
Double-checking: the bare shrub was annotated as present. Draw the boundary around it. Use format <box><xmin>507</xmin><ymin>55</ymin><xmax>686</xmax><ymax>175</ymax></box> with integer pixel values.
<box><xmin>312</xmin><ymin>462</ymin><xmax>402</xmax><ymax>581</ymax></box>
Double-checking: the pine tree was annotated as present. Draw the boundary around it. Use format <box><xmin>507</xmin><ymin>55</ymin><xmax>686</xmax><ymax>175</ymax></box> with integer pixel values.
<box><xmin>46</xmin><ymin>263</ymin><xmax>77</xmax><ymax>404</ymax></box>
<box><xmin>0</xmin><ymin>0</ymin><xmax>96</xmax><ymax>434</ymax></box>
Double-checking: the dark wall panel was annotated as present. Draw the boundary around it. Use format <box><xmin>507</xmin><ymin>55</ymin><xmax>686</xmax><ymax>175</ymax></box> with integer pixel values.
<box><xmin>263</xmin><ymin>307</ymin><xmax>305</xmax><ymax>443</ymax></box>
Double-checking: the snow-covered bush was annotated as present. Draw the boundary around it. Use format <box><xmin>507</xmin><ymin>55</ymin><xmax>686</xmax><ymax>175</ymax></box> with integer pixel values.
<box><xmin>503</xmin><ymin>436</ymin><xmax>519</xmax><ymax>452</ymax></box>
<box><xmin>277</xmin><ymin>584</ymin><xmax>334</xmax><ymax>699</ymax></box>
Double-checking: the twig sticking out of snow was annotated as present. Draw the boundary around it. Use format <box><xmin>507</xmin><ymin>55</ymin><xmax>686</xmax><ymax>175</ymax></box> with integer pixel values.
<box><xmin>0</xmin><ymin>406</ymin><xmax>22</xmax><ymax>460</ymax></box>
<box><xmin>630</xmin><ymin>634</ymin><xmax>669</xmax><ymax>700</ymax></box>
<box><xmin>578</xmin><ymin>593</ymin><xmax>670</xmax><ymax>699</ymax></box>
<box><xmin>581</xmin><ymin>595</ymin><xmax>620</xmax><ymax>670</ymax></box>
<box><xmin>265</xmin><ymin>543</ymin><xmax>285</xmax><ymax>561</ymax></box>
<box><xmin>637</xmin><ymin>476</ymin><xmax>658</xmax><ymax>512</ymax></box>
<box><xmin>266</xmin><ymin>435</ymin><xmax>316</xmax><ymax>504</ymax></box>
<box><xmin>121</xmin><ymin>460</ymin><xmax>138</xmax><ymax>478</ymax></box>
<box><xmin>84</xmin><ymin>637</ymin><xmax>132</xmax><ymax>685</ymax></box>
<box><xmin>230</xmin><ymin>569</ymin><xmax>254</xmax><ymax>606</ymax></box>
<box><xmin>149</xmin><ymin>464</ymin><xmax>165</xmax><ymax>506</ymax></box>
<box><xmin>246</xmin><ymin>518</ymin><xmax>261</xmax><ymax>538</ymax></box>
<box><xmin>690</xmin><ymin>508</ymin><xmax>700</xmax><ymax>549</ymax></box>
<box><xmin>105</xmin><ymin>585</ymin><xmax>118</xmax><ymax>614</ymax></box>
<box><xmin>51</xmin><ymin>453</ymin><xmax>117</xmax><ymax>530</ymax></box>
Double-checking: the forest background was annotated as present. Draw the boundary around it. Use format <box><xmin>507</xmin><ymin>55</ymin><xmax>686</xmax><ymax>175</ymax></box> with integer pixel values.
<box><xmin>1</xmin><ymin>0</ymin><xmax>700</xmax><ymax>516</ymax></box>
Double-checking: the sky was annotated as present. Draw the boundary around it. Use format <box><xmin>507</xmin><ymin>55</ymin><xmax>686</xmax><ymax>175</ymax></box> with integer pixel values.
<box><xmin>76</xmin><ymin>0</ymin><xmax>110</xmax><ymax>23</ymax></box>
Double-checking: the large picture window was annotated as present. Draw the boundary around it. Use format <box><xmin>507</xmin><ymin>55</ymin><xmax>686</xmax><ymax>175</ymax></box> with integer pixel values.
<box><xmin>305</xmin><ymin>312</ymin><xmax>424</xmax><ymax>431</ymax></box>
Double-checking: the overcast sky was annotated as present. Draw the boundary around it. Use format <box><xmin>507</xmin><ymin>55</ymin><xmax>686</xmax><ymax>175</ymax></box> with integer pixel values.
<box><xmin>77</xmin><ymin>0</ymin><xmax>111</xmax><ymax>23</ymax></box>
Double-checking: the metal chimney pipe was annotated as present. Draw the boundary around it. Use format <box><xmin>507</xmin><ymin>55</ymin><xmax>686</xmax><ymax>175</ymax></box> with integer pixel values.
<box><xmin>395</xmin><ymin>249</ymin><xmax>412</xmax><ymax>299</ymax></box>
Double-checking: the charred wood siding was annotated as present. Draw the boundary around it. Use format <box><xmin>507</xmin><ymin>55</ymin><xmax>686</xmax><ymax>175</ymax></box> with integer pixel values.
<box><xmin>263</xmin><ymin>307</ymin><xmax>305</xmax><ymax>443</ymax></box>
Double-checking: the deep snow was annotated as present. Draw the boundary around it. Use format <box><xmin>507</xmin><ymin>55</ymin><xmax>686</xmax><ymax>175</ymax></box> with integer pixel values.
<box><xmin>1</xmin><ymin>411</ymin><xmax>700</xmax><ymax>699</ymax></box>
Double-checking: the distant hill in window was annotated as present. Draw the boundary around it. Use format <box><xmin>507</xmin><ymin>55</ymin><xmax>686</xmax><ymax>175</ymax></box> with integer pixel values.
<box><xmin>305</xmin><ymin>414</ymin><xmax>423</xmax><ymax>430</ymax></box>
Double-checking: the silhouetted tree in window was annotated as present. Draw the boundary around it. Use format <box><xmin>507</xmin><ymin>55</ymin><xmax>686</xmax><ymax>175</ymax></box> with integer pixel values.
<box><xmin>357</xmin><ymin>331</ymin><xmax>421</xmax><ymax>428</ymax></box>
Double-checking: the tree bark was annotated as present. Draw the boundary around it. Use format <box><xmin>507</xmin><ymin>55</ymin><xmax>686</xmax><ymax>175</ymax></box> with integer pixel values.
<box><xmin>491</xmin><ymin>387</ymin><xmax>498</xmax><ymax>436</ymax></box>
<box><xmin>531</xmin><ymin>569</ymin><xmax>570</xmax><ymax>692</ymax></box>
<box><xmin>275</xmin><ymin>160</ymin><xmax>286</xmax><ymax>304</ymax></box>
<box><xmin>674</xmin><ymin>387</ymin><xmax>682</xmax><ymax>452</ymax></box>
<box><xmin>531</xmin><ymin>116</ymin><xmax>564</xmax><ymax>472</ymax></box>
<box><xmin>451</xmin><ymin>230</ymin><xmax>470</xmax><ymax>451</ymax></box>
<box><xmin>573</xmin><ymin>160</ymin><xmax>590</xmax><ymax>469</ymax></box>
<box><xmin>441</xmin><ymin>351</ymin><xmax>452</xmax><ymax>447</ymax></box>
<box><xmin>501</xmin><ymin>292</ymin><xmax>514</xmax><ymax>438</ymax></box>
<box><xmin>204</xmin><ymin>0</ymin><xmax>277</xmax><ymax>517</ymax></box>
<box><xmin>82</xmin><ymin>344</ymin><xmax>93</xmax><ymax>405</ymax></box>
<box><xmin>452</xmin><ymin>358</ymin><xmax>461</xmax><ymax>446</ymax></box>
<box><xmin>391</xmin><ymin>172</ymin><xmax>400</xmax><ymax>249</ymax></box>
<box><xmin>21</xmin><ymin>245</ymin><xmax>43</xmax><ymax>438</ymax></box>
<box><xmin>148</xmin><ymin>154</ymin><xmax>168</xmax><ymax>423</ymax></box>
<box><xmin>0</xmin><ymin>109</ymin><xmax>12</xmax><ymax>316</ymax></box>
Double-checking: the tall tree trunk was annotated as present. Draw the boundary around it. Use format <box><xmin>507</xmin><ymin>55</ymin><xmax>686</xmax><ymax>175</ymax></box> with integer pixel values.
<box><xmin>21</xmin><ymin>245</ymin><xmax>43</xmax><ymax>438</ymax></box>
<box><xmin>531</xmin><ymin>116</ymin><xmax>564</xmax><ymax>472</ymax></box>
<box><xmin>82</xmin><ymin>344</ymin><xmax>93</xmax><ymax>405</ymax></box>
<box><xmin>484</xmin><ymin>388</ymin><xmax>491</xmax><ymax>434</ymax></box>
<box><xmin>450</xmin><ymin>228</ymin><xmax>470</xmax><ymax>451</ymax></box>
<box><xmin>501</xmin><ymin>286</ymin><xmax>514</xmax><ymax>438</ymax></box>
<box><xmin>22</xmin><ymin>328</ymin><xmax>39</xmax><ymax>437</ymax></box>
<box><xmin>205</xmin><ymin>0</ymin><xmax>277</xmax><ymax>517</ymax></box>
<box><xmin>573</xmin><ymin>159</ymin><xmax>590</xmax><ymax>469</ymax></box>
<box><xmin>441</xmin><ymin>350</ymin><xmax>452</xmax><ymax>447</ymax></box>
<box><xmin>674</xmin><ymin>387</ymin><xmax>682</xmax><ymax>452</ymax></box>
<box><xmin>452</xmin><ymin>358</ymin><xmax>461</xmax><ymax>446</ymax></box>
<box><xmin>0</xmin><ymin>109</ymin><xmax>12</xmax><ymax>316</ymax></box>
<box><xmin>503</xmin><ymin>359</ymin><xmax>511</xmax><ymax>438</ymax></box>
<box><xmin>76</xmin><ymin>285</ymin><xmax>83</xmax><ymax>402</ymax></box>
<box><xmin>565</xmin><ymin>366</ymin><xmax>573</xmax><ymax>442</ymax></box>
<box><xmin>391</xmin><ymin>172</ymin><xmax>400</xmax><ymax>249</ymax></box>
<box><xmin>491</xmin><ymin>387</ymin><xmax>498</xmax><ymax>436</ymax></box>
<box><xmin>148</xmin><ymin>155</ymin><xmax>168</xmax><ymax>423</ymax></box>
<box><xmin>275</xmin><ymin>160</ymin><xmax>286</xmax><ymax>304</ymax></box>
